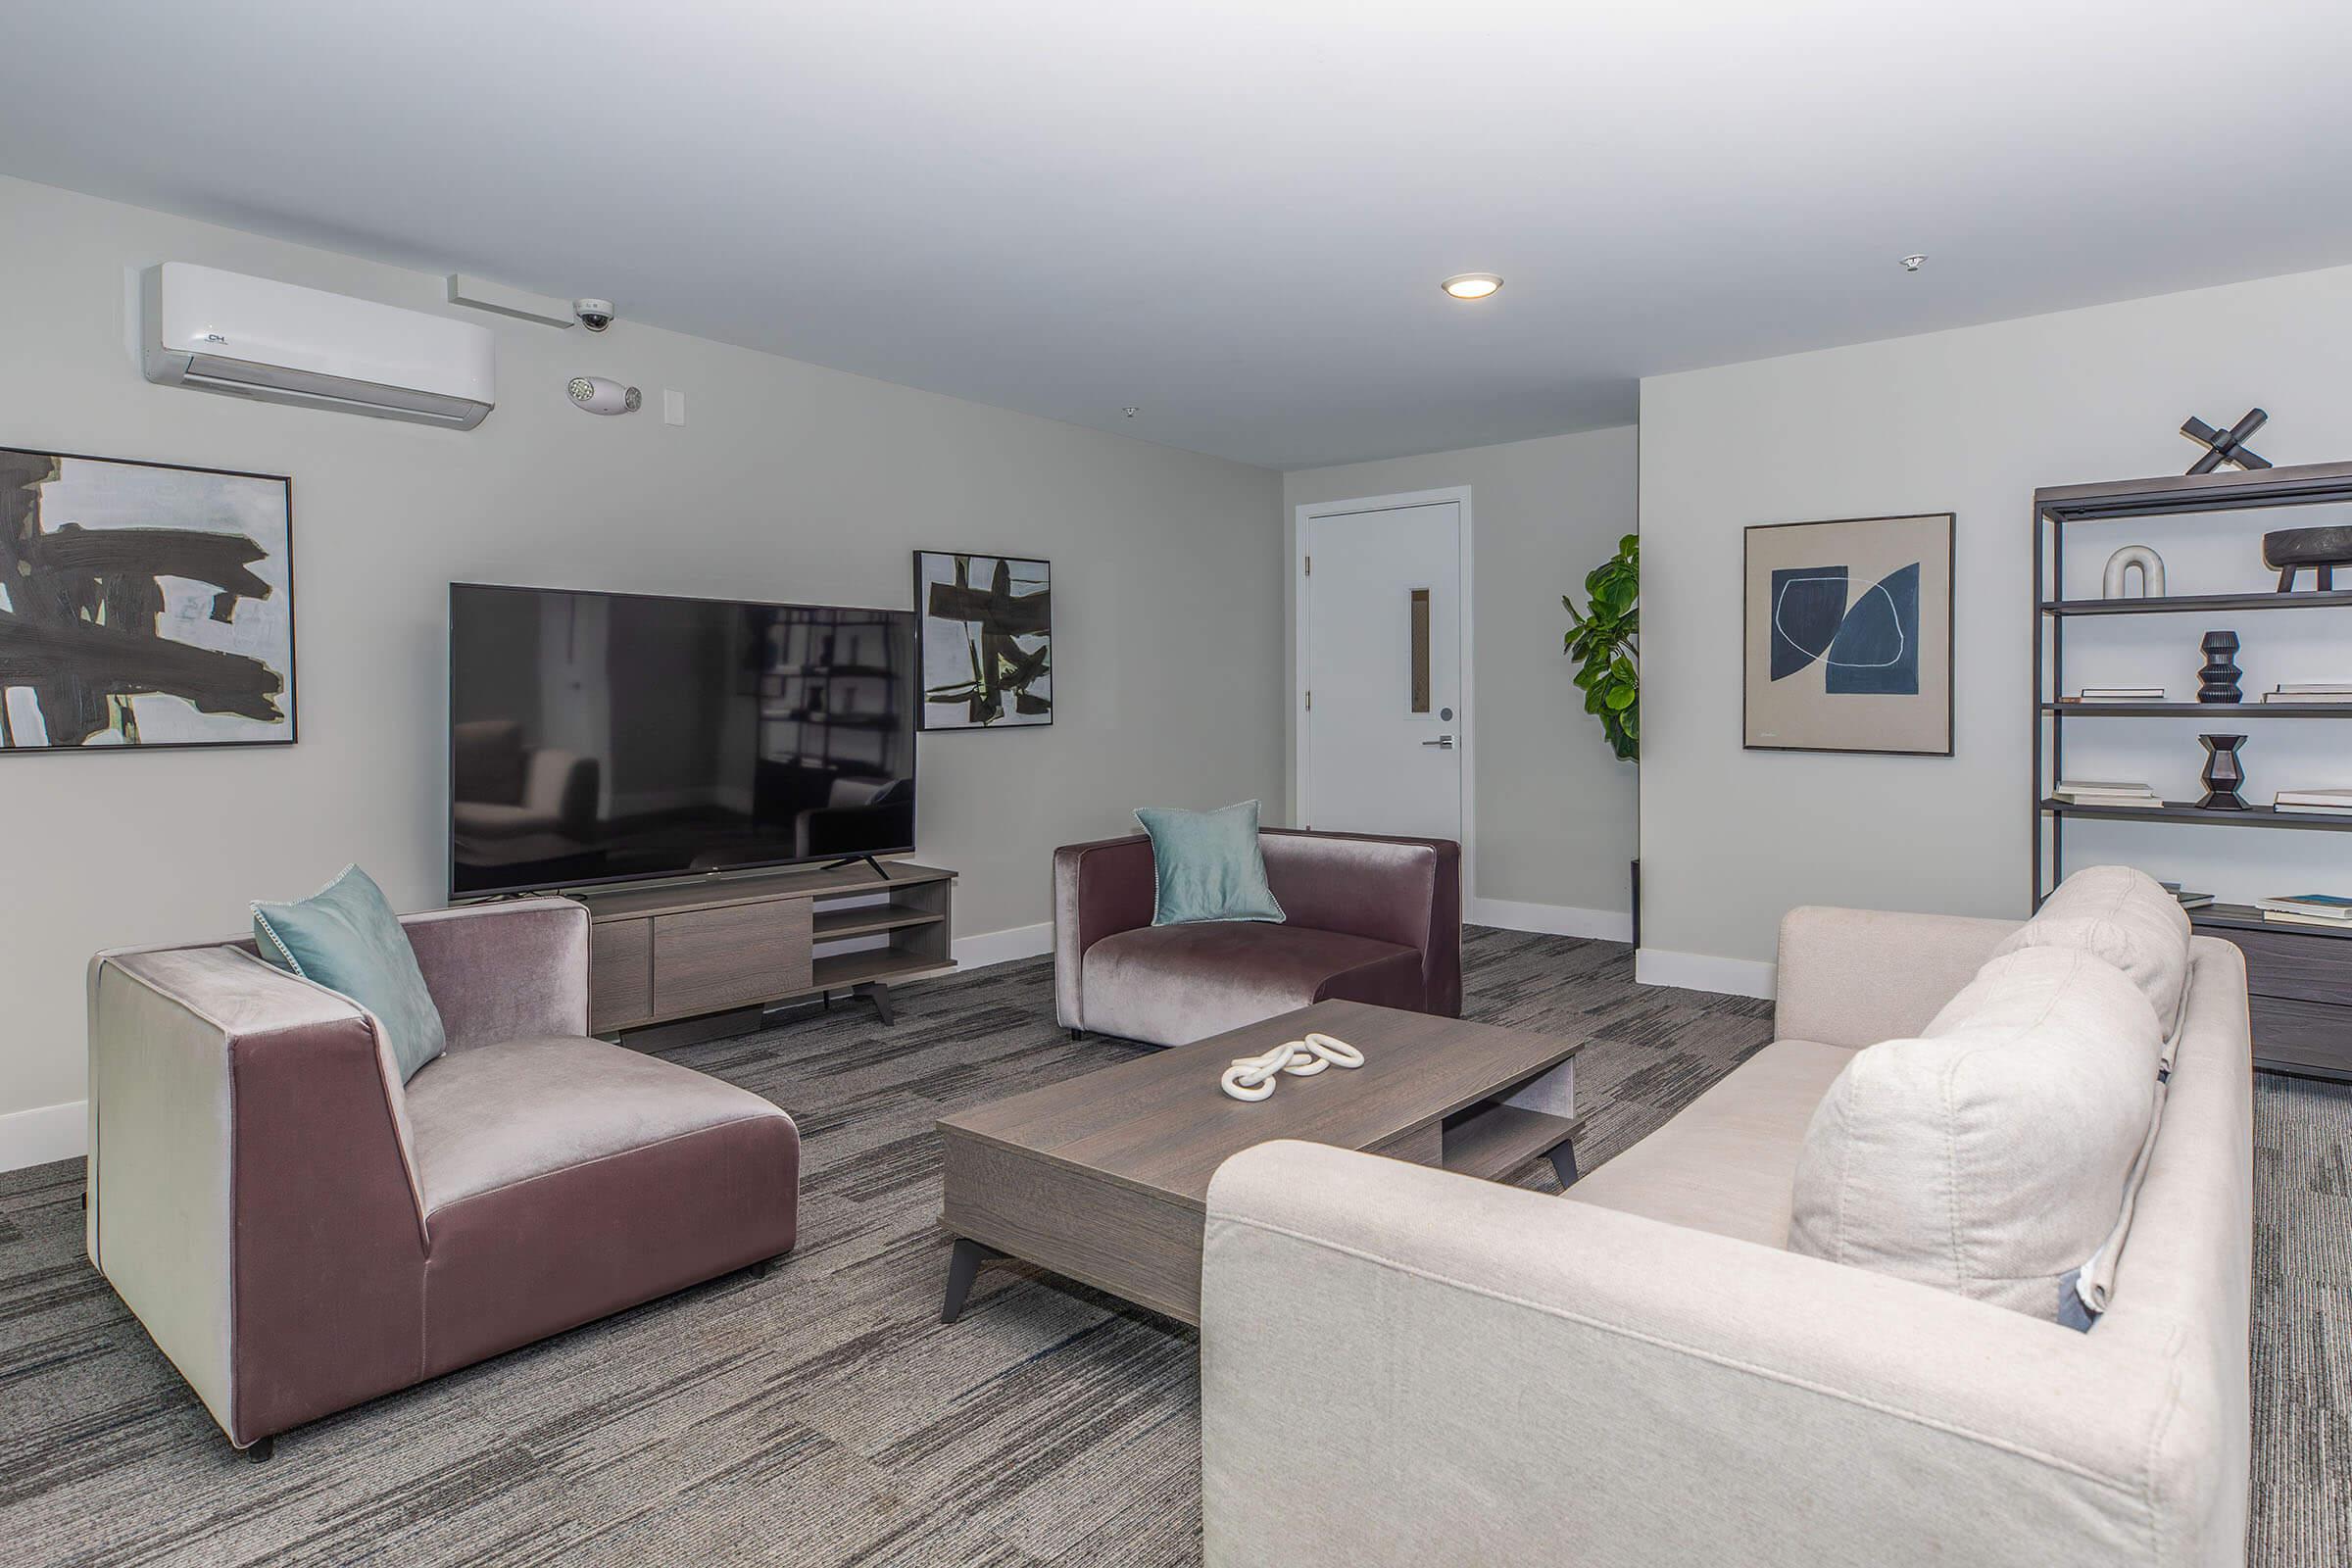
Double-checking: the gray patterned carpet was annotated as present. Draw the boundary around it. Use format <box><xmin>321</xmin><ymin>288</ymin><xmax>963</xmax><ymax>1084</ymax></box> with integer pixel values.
<box><xmin>0</xmin><ymin>928</ymin><xmax>2343</xmax><ymax>1564</ymax></box>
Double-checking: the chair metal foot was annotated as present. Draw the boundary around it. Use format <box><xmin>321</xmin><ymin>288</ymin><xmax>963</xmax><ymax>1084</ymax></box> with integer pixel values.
<box><xmin>750</xmin><ymin>1251</ymin><xmax>791</xmax><ymax>1280</ymax></box>
<box><xmin>243</xmin><ymin>1435</ymin><xmax>275</xmax><ymax>1464</ymax></box>
<box><xmin>1068</xmin><ymin>1027</ymin><xmax>1085</xmax><ymax>1042</ymax></box>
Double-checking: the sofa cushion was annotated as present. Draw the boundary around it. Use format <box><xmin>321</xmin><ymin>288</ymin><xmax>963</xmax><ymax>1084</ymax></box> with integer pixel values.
<box><xmin>251</xmin><ymin>864</ymin><xmax>447</xmax><ymax>1083</ymax></box>
<box><xmin>1992</xmin><ymin>863</ymin><xmax>2191</xmax><ymax>1040</ymax></box>
<box><xmin>1788</xmin><ymin>946</ymin><xmax>2163</xmax><ymax>1323</ymax></box>
<box><xmin>1563</xmin><ymin>1039</ymin><xmax>1857</xmax><ymax>1247</ymax></box>
<box><xmin>1135</xmin><ymin>801</ymin><xmax>1287</xmax><ymax>925</ymax></box>
<box><xmin>1080</xmin><ymin>922</ymin><xmax>1420</xmax><ymax>1047</ymax></box>
<box><xmin>404</xmin><ymin>1035</ymin><xmax>795</xmax><ymax>1215</ymax></box>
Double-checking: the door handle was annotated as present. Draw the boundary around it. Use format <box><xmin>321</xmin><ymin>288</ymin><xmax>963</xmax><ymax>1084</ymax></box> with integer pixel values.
<box><xmin>1421</xmin><ymin>735</ymin><xmax>1454</xmax><ymax>749</ymax></box>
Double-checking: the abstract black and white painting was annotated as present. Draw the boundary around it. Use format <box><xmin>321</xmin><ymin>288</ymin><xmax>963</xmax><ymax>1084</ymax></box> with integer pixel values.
<box><xmin>0</xmin><ymin>447</ymin><xmax>295</xmax><ymax>753</ymax></box>
<box><xmin>913</xmin><ymin>551</ymin><xmax>1051</xmax><ymax>729</ymax></box>
<box><xmin>1743</xmin><ymin>513</ymin><xmax>1952</xmax><ymax>755</ymax></box>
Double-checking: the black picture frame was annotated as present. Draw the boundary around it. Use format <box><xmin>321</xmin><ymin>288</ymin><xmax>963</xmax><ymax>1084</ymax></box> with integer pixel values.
<box><xmin>1741</xmin><ymin>512</ymin><xmax>1955</xmax><ymax>758</ymax></box>
<box><xmin>0</xmin><ymin>445</ymin><xmax>297</xmax><ymax>757</ymax></box>
<box><xmin>911</xmin><ymin>549</ymin><xmax>1054</xmax><ymax>731</ymax></box>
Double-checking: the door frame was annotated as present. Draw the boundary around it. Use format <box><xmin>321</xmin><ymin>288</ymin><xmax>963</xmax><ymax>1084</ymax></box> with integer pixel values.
<box><xmin>1290</xmin><ymin>485</ymin><xmax>1476</xmax><ymax>904</ymax></box>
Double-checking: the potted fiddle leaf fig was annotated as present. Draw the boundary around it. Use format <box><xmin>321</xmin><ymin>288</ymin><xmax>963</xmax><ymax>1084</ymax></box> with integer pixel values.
<box><xmin>1564</xmin><ymin>533</ymin><xmax>1639</xmax><ymax>761</ymax></box>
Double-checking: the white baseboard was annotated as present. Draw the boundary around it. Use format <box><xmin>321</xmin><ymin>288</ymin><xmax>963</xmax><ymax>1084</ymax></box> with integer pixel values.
<box><xmin>1467</xmin><ymin>897</ymin><xmax>1633</xmax><ymax>943</ymax></box>
<box><xmin>0</xmin><ymin>1100</ymin><xmax>85</xmax><ymax>1174</ymax></box>
<box><xmin>953</xmin><ymin>921</ymin><xmax>1054</xmax><ymax>972</ymax></box>
<box><xmin>1635</xmin><ymin>947</ymin><xmax>1778</xmax><ymax>1001</ymax></box>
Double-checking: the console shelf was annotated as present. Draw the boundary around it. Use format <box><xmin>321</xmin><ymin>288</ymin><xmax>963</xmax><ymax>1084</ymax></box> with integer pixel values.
<box><xmin>576</xmin><ymin>860</ymin><xmax>956</xmax><ymax>1035</ymax></box>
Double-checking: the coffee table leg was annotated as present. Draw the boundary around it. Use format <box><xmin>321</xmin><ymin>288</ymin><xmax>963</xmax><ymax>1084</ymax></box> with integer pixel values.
<box><xmin>1545</xmin><ymin>1138</ymin><xmax>1579</xmax><ymax>1190</ymax></box>
<box><xmin>941</xmin><ymin>1237</ymin><xmax>1002</xmax><ymax>1324</ymax></box>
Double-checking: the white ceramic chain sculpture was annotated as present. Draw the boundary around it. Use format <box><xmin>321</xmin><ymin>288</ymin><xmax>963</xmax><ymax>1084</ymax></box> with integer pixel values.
<box><xmin>1219</xmin><ymin>1032</ymin><xmax>1365</xmax><ymax>1102</ymax></box>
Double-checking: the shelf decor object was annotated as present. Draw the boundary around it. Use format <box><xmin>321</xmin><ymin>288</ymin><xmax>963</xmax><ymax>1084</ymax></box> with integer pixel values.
<box><xmin>2034</xmin><ymin>457</ymin><xmax>2352</xmax><ymax>1082</ymax></box>
<box><xmin>913</xmin><ymin>551</ymin><xmax>1053</xmax><ymax>730</ymax></box>
<box><xmin>1742</xmin><ymin>512</ymin><xmax>1954</xmax><ymax>755</ymax></box>
<box><xmin>2197</xmin><ymin>630</ymin><xmax>2243</xmax><ymax>703</ymax></box>
<box><xmin>2179</xmin><ymin>408</ymin><xmax>2272</xmax><ymax>473</ymax></box>
<box><xmin>2265</xmin><ymin>524</ymin><xmax>2352</xmax><ymax>593</ymax></box>
<box><xmin>2102</xmin><ymin>545</ymin><xmax>2165</xmax><ymax>599</ymax></box>
<box><xmin>2198</xmin><ymin>734</ymin><xmax>2249</xmax><ymax>809</ymax></box>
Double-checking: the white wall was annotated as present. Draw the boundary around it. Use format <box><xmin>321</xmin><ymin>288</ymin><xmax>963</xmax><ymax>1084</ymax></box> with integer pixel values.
<box><xmin>1640</xmin><ymin>264</ymin><xmax>2352</xmax><ymax>994</ymax></box>
<box><xmin>0</xmin><ymin>175</ymin><xmax>1285</xmax><ymax>1162</ymax></box>
<box><xmin>1283</xmin><ymin>425</ymin><xmax>1641</xmax><ymax>932</ymax></box>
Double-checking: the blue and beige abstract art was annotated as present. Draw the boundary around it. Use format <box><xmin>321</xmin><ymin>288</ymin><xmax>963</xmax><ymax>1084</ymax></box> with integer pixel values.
<box><xmin>1744</xmin><ymin>514</ymin><xmax>1952</xmax><ymax>755</ymax></box>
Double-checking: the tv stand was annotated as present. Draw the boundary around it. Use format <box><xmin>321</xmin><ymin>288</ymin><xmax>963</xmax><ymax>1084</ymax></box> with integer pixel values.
<box><xmin>819</xmin><ymin>853</ymin><xmax>892</xmax><ymax>881</ymax></box>
<box><xmin>574</xmin><ymin>860</ymin><xmax>956</xmax><ymax>1037</ymax></box>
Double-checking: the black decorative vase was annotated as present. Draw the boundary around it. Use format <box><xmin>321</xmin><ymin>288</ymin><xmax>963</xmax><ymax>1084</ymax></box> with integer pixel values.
<box><xmin>2197</xmin><ymin>630</ymin><xmax>2242</xmax><ymax>704</ymax></box>
<box><xmin>2199</xmin><ymin>734</ymin><xmax>2248</xmax><ymax>810</ymax></box>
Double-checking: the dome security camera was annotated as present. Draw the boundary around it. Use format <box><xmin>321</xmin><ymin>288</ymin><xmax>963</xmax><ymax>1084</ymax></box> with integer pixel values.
<box><xmin>573</xmin><ymin>298</ymin><xmax>615</xmax><ymax>331</ymax></box>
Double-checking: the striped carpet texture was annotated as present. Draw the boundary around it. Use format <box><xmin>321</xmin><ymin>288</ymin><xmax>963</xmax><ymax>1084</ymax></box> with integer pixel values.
<box><xmin>0</xmin><ymin>928</ymin><xmax>2341</xmax><ymax>1564</ymax></box>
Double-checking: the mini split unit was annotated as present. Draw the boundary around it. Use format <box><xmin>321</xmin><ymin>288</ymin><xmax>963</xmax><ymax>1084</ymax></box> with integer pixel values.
<box><xmin>142</xmin><ymin>262</ymin><xmax>496</xmax><ymax>429</ymax></box>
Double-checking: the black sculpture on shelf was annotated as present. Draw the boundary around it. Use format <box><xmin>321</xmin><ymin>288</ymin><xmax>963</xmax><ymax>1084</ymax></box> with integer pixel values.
<box><xmin>2180</xmin><ymin>409</ymin><xmax>2272</xmax><ymax>473</ymax></box>
<box><xmin>2197</xmin><ymin>630</ymin><xmax>2242</xmax><ymax>703</ymax></box>
<box><xmin>2199</xmin><ymin>734</ymin><xmax>2249</xmax><ymax>810</ymax></box>
<box><xmin>2264</xmin><ymin>525</ymin><xmax>2352</xmax><ymax>593</ymax></box>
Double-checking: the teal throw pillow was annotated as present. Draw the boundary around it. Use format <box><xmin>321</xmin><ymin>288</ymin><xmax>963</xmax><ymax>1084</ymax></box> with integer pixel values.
<box><xmin>253</xmin><ymin>865</ymin><xmax>448</xmax><ymax>1082</ymax></box>
<box><xmin>1134</xmin><ymin>801</ymin><xmax>1286</xmax><ymax>926</ymax></box>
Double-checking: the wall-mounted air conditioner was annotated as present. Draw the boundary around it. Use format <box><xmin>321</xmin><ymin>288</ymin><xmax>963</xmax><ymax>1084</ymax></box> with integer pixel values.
<box><xmin>142</xmin><ymin>263</ymin><xmax>496</xmax><ymax>429</ymax></box>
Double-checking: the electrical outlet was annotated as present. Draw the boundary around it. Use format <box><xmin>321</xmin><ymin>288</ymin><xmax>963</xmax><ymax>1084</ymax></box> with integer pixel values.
<box><xmin>662</xmin><ymin>389</ymin><xmax>686</xmax><ymax>426</ymax></box>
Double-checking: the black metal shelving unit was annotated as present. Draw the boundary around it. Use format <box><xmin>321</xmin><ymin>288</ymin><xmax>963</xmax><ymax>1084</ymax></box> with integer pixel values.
<box><xmin>2034</xmin><ymin>460</ymin><xmax>2352</xmax><ymax>1080</ymax></box>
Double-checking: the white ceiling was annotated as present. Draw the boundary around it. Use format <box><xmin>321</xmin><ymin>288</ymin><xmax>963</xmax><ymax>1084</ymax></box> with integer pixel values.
<box><xmin>4</xmin><ymin>1</ymin><xmax>2350</xmax><ymax>469</ymax></box>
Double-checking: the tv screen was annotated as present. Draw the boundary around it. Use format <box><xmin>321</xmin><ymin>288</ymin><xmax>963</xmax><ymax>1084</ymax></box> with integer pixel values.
<box><xmin>449</xmin><ymin>583</ymin><xmax>917</xmax><ymax>897</ymax></box>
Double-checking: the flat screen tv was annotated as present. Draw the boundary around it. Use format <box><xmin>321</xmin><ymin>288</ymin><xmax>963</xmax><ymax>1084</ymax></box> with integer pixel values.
<box><xmin>449</xmin><ymin>583</ymin><xmax>917</xmax><ymax>898</ymax></box>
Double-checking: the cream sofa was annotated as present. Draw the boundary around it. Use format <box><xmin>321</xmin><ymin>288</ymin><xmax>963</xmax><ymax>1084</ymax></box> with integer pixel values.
<box><xmin>1200</xmin><ymin>903</ymin><xmax>2253</xmax><ymax>1567</ymax></box>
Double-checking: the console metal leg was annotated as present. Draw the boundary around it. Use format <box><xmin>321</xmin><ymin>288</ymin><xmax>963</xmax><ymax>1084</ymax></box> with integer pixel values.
<box><xmin>941</xmin><ymin>1237</ymin><xmax>1000</xmax><ymax>1324</ymax></box>
<box><xmin>1545</xmin><ymin>1139</ymin><xmax>1580</xmax><ymax>1190</ymax></box>
<box><xmin>857</xmin><ymin>982</ymin><xmax>894</xmax><ymax>1026</ymax></box>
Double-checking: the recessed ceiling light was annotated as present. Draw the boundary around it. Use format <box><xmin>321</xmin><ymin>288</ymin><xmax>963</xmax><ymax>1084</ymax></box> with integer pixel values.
<box><xmin>1900</xmin><ymin>254</ymin><xmax>1929</xmax><ymax>271</ymax></box>
<box><xmin>1441</xmin><ymin>272</ymin><xmax>1503</xmax><ymax>301</ymax></box>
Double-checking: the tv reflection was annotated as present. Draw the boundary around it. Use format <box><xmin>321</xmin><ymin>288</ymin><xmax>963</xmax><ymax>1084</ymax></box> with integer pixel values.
<box><xmin>451</xmin><ymin>587</ymin><xmax>917</xmax><ymax>896</ymax></box>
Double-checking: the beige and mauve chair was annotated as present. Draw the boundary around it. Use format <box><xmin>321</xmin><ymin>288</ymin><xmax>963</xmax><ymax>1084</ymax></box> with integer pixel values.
<box><xmin>85</xmin><ymin>897</ymin><xmax>799</xmax><ymax>1459</ymax></box>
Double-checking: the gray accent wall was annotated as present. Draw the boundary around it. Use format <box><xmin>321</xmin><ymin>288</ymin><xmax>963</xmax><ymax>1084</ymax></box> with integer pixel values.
<box><xmin>1283</xmin><ymin>425</ymin><xmax>1641</xmax><ymax>921</ymax></box>
<box><xmin>0</xmin><ymin>174</ymin><xmax>1284</xmax><ymax>1139</ymax></box>
<box><xmin>1639</xmin><ymin>263</ymin><xmax>2352</xmax><ymax>985</ymax></box>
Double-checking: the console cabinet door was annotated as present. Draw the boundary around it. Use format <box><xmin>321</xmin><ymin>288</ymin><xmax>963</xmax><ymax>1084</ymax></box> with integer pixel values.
<box><xmin>590</xmin><ymin>918</ymin><xmax>654</xmax><ymax>1032</ymax></box>
<box><xmin>653</xmin><ymin>901</ymin><xmax>813</xmax><ymax>1020</ymax></box>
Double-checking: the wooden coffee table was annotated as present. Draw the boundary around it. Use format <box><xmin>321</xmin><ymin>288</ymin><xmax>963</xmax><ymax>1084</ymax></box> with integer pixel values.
<box><xmin>934</xmin><ymin>999</ymin><xmax>1586</xmax><ymax>1326</ymax></box>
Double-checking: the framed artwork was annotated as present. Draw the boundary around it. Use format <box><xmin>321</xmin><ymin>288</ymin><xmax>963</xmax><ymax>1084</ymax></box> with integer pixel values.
<box><xmin>1743</xmin><ymin>512</ymin><xmax>1952</xmax><ymax>756</ymax></box>
<box><xmin>912</xmin><ymin>550</ymin><xmax>1052</xmax><ymax>729</ymax></box>
<box><xmin>0</xmin><ymin>447</ymin><xmax>295</xmax><ymax>754</ymax></box>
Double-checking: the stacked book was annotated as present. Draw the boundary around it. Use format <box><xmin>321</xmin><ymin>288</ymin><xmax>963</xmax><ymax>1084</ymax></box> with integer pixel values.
<box><xmin>2261</xmin><ymin>683</ymin><xmax>2352</xmax><ymax>705</ymax></box>
<box><xmin>2159</xmin><ymin>882</ymin><xmax>2216</xmax><ymax>911</ymax></box>
<box><xmin>2277</xmin><ymin>788</ymin><xmax>2352</xmax><ymax>816</ymax></box>
<box><xmin>2060</xmin><ymin>686</ymin><xmax>2167</xmax><ymax>704</ymax></box>
<box><xmin>2052</xmin><ymin>779</ymin><xmax>2163</xmax><ymax>808</ymax></box>
<box><xmin>2257</xmin><ymin>895</ymin><xmax>2352</xmax><ymax>930</ymax></box>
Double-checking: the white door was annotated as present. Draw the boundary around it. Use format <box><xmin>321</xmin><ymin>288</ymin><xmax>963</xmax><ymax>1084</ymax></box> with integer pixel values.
<box><xmin>1303</xmin><ymin>500</ymin><xmax>1463</xmax><ymax>841</ymax></box>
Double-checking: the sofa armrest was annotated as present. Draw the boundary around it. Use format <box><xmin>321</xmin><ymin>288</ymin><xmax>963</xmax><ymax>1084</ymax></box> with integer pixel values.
<box><xmin>1202</xmin><ymin>1141</ymin><xmax>2223</xmax><ymax>1568</ymax></box>
<box><xmin>401</xmin><ymin>896</ymin><xmax>590</xmax><ymax>1052</ymax></box>
<box><xmin>1053</xmin><ymin>835</ymin><xmax>1157</xmax><ymax>1029</ymax></box>
<box><xmin>1773</xmin><ymin>905</ymin><xmax>2019</xmax><ymax>1047</ymax></box>
<box><xmin>87</xmin><ymin>946</ymin><xmax>428</xmax><ymax>1446</ymax></box>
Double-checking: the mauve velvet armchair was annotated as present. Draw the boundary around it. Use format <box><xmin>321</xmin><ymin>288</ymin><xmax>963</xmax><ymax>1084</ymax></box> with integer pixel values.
<box><xmin>1054</xmin><ymin>828</ymin><xmax>1462</xmax><ymax>1047</ymax></box>
<box><xmin>85</xmin><ymin>896</ymin><xmax>799</xmax><ymax>1459</ymax></box>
